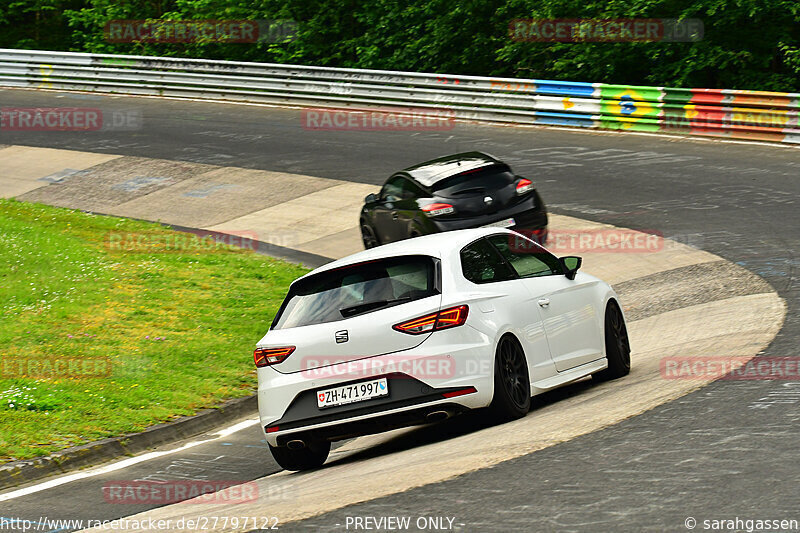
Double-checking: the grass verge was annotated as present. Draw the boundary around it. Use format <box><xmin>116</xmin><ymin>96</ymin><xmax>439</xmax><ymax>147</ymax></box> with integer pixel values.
<box><xmin>0</xmin><ymin>199</ymin><xmax>308</xmax><ymax>463</ymax></box>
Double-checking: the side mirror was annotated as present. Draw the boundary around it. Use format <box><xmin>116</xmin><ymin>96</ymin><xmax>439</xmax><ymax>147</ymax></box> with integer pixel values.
<box><xmin>560</xmin><ymin>256</ymin><xmax>582</xmax><ymax>280</ymax></box>
<box><xmin>364</xmin><ymin>193</ymin><xmax>378</xmax><ymax>204</ymax></box>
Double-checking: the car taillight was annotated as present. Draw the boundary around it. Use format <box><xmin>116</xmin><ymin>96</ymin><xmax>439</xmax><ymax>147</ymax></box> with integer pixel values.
<box><xmin>422</xmin><ymin>203</ymin><xmax>455</xmax><ymax>216</ymax></box>
<box><xmin>392</xmin><ymin>305</ymin><xmax>469</xmax><ymax>335</ymax></box>
<box><xmin>254</xmin><ymin>346</ymin><xmax>295</xmax><ymax>367</ymax></box>
<box><xmin>516</xmin><ymin>178</ymin><xmax>534</xmax><ymax>195</ymax></box>
<box><xmin>529</xmin><ymin>227</ymin><xmax>547</xmax><ymax>245</ymax></box>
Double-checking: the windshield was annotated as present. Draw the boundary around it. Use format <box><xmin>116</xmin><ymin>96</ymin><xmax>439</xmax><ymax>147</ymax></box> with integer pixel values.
<box><xmin>272</xmin><ymin>255</ymin><xmax>439</xmax><ymax>330</ymax></box>
<box><xmin>431</xmin><ymin>164</ymin><xmax>515</xmax><ymax>197</ymax></box>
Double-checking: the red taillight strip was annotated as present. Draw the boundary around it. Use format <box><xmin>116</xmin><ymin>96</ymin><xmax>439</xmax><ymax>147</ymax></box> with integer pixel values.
<box><xmin>435</xmin><ymin>305</ymin><xmax>468</xmax><ymax>329</ymax></box>
<box><xmin>516</xmin><ymin>178</ymin><xmax>534</xmax><ymax>195</ymax></box>
<box><xmin>393</xmin><ymin>305</ymin><xmax>469</xmax><ymax>335</ymax></box>
<box><xmin>442</xmin><ymin>386</ymin><xmax>477</xmax><ymax>398</ymax></box>
<box><xmin>396</xmin><ymin>312</ymin><xmax>438</xmax><ymax>331</ymax></box>
<box><xmin>421</xmin><ymin>203</ymin><xmax>455</xmax><ymax>216</ymax></box>
<box><xmin>266</xmin><ymin>426</ymin><xmax>280</xmax><ymax>433</ymax></box>
<box><xmin>254</xmin><ymin>346</ymin><xmax>296</xmax><ymax>367</ymax></box>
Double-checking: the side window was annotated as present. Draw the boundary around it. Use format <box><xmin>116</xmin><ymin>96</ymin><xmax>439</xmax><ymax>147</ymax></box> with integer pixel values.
<box><xmin>488</xmin><ymin>234</ymin><xmax>561</xmax><ymax>278</ymax></box>
<box><xmin>460</xmin><ymin>238</ymin><xmax>517</xmax><ymax>284</ymax></box>
<box><xmin>381</xmin><ymin>177</ymin><xmax>404</xmax><ymax>202</ymax></box>
<box><xmin>386</xmin><ymin>262</ymin><xmax>433</xmax><ymax>299</ymax></box>
<box><xmin>400</xmin><ymin>179</ymin><xmax>426</xmax><ymax>200</ymax></box>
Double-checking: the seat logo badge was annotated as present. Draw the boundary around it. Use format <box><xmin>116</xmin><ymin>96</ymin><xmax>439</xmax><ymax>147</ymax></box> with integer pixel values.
<box><xmin>335</xmin><ymin>330</ymin><xmax>349</xmax><ymax>343</ymax></box>
<box><xmin>484</xmin><ymin>196</ymin><xmax>493</xmax><ymax>205</ymax></box>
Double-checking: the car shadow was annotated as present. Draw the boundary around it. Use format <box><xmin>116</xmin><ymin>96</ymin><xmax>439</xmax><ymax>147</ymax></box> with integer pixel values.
<box><xmin>324</xmin><ymin>376</ymin><xmax>596</xmax><ymax>468</ymax></box>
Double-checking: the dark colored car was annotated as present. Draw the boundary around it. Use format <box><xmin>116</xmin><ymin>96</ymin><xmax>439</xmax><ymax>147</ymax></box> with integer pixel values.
<box><xmin>360</xmin><ymin>152</ymin><xmax>548</xmax><ymax>249</ymax></box>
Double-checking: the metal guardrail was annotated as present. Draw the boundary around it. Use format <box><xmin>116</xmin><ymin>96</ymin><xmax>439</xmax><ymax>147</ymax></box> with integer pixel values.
<box><xmin>1</xmin><ymin>48</ymin><xmax>798</xmax><ymax>144</ymax></box>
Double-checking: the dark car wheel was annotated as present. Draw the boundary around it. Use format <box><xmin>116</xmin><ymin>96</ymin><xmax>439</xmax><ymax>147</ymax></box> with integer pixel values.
<box><xmin>490</xmin><ymin>335</ymin><xmax>531</xmax><ymax>420</ymax></box>
<box><xmin>593</xmin><ymin>301</ymin><xmax>631</xmax><ymax>382</ymax></box>
<box><xmin>269</xmin><ymin>439</ymin><xmax>331</xmax><ymax>471</ymax></box>
<box><xmin>361</xmin><ymin>222</ymin><xmax>379</xmax><ymax>249</ymax></box>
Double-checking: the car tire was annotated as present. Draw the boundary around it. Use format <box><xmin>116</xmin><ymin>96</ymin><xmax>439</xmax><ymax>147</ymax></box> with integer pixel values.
<box><xmin>268</xmin><ymin>440</ymin><xmax>330</xmax><ymax>471</ymax></box>
<box><xmin>361</xmin><ymin>222</ymin><xmax>379</xmax><ymax>249</ymax></box>
<box><xmin>489</xmin><ymin>335</ymin><xmax>531</xmax><ymax>420</ymax></box>
<box><xmin>593</xmin><ymin>301</ymin><xmax>631</xmax><ymax>382</ymax></box>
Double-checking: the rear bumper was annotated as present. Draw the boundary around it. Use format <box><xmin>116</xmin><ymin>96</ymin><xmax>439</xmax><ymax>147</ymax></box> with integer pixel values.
<box><xmin>272</xmin><ymin>392</ymin><xmax>472</xmax><ymax>446</ymax></box>
<box><xmin>430</xmin><ymin>192</ymin><xmax>548</xmax><ymax>240</ymax></box>
<box><xmin>257</xmin><ymin>325</ymin><xmax>494</xmax><ymax>446</ymax></box>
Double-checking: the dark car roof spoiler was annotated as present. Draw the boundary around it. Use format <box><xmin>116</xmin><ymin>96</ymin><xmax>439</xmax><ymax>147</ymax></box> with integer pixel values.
<box><xmin>401</xmin><ymin>151</ymin><xmax>503</xmax><ymax>187</ymax></box>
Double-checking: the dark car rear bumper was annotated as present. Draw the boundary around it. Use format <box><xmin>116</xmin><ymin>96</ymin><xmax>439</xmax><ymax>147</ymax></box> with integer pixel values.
<box><xmin>430</xmin><ymin>192</ymin><xmax>548</xmax><ymax>242</ymax></box>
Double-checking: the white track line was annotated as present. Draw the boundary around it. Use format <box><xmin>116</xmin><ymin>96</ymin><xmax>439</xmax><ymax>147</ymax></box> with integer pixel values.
<box><xmin>0</xmin><ymin>418</ymin><xmax>260</xmax><ymax>502</ymax></box>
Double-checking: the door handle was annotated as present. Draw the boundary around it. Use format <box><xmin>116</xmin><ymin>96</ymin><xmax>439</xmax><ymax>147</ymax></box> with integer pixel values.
<box><xmin>538</xmin><ymin>298</ymin><xmax>550</xmax><ymax>307</ymax></box>
<box><xmin>391</xmin><ymin>212</ymin><xmax>399</xmax><ymax>220</ymax></box>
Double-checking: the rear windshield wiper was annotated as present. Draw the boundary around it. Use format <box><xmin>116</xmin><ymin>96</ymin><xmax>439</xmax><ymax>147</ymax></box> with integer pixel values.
<box><xmin>339</xmin><ymin>296</ymin><xmax>415</xmax><ymax>318</ymax></box>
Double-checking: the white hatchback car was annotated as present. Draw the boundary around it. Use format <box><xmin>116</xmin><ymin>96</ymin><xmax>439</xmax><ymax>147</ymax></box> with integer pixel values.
<box><xmin>255</xmin><ymin>227</ymin><xmax>630</xmax><ymax>471</ymax></box>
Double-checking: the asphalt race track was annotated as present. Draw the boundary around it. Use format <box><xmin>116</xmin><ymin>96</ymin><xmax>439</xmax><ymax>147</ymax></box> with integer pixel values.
<box><xmin>1</xmin><ymin>88</ymin><xmax>799</xmax><ymax>532</ymax></box>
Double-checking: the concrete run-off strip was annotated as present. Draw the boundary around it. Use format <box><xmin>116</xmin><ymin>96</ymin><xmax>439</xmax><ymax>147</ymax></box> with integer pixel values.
<box><xmin>0</xmin><ymin>145</ymin><xmax>120</xmax><ymax>198</ymax></box>
<box><xmin>0</xmin><ymin>146</ymin><xmax>786</xmax><ymax>531</ymax></box>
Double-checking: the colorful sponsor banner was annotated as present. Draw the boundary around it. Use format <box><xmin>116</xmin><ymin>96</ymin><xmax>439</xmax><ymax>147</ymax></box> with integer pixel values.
<box><xmin>596</xmin><ymin>84</ymin><xmax>661</xmax><ymax>131</ymax></box>
<box><xmin>534</xmin><ymin>112</ymin><xmax>596</xmax><ymax>128</ymax></box>
<box><xmin>728</xmin><ymin>90</ymin><xmax>797</xmax><ymax>108</ymax></box>
<box><xmin>595</xmin><ymin>84</ymin><xmax>799</xmax><ymax>141</ymax></box>
<box><xmin>599</xmin><ymin>85</ymin><xmax>662</xmax><ymax>118</ymax></box>
<box><xmin>599</xmin><ymin>116</ymin><xmax>662</xmax><ymax>132</ymax></box>
<box><xmin>661</xmin><ymin>103</ymin><xmax>798</xmax><ymax>141</ymax></box>
<box><xmin>531</xmin><ymin>80</ymin><xmax>597</xmax><ymax>98</ymax></box>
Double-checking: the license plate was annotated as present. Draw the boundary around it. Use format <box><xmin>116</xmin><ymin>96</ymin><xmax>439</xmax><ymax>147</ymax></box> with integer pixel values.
<box><xmin>483</xmin><ymin>217</ymin><xmax>515</xmax><ymax>229</ymax></box>
<box><xmin>317</xmin><ymin>377</ymin><xmax>388</xmax><ymax>409</ymax></box>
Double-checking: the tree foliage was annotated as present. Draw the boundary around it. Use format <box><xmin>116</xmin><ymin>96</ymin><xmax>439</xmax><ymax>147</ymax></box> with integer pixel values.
<box><xmin>1</xmin><ymin>0</ymin><xmax>798</xmax><ymax>90</ymax></box>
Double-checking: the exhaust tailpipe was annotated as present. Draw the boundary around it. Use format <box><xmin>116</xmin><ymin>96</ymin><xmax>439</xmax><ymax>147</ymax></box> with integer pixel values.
<box><xmin>286</xmin><ymin>439</ymin><xmax>306</xmax><ymax>450</ymax></box>
<box><xmin>426</xmin><ymin>410</ymin><xmax>452</xmax><ymax>422</ymax></box>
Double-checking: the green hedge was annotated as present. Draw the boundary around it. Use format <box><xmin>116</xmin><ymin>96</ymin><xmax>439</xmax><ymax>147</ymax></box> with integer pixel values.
<box><xmin>1</xmin><ymin>0</ymin><xmax>798</xmax><ymax>91</ymax></box>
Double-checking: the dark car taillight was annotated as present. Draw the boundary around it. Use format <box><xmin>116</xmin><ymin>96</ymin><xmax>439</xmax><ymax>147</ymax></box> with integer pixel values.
<box><xmin>392</xmin><ymin>305</ymin><xmax>469</xmax><ymax>334</ymax></box>
<box><xmin>254</xmin><ymin>346</ymin><xmax>295</xmax><ymax>367</ymax></box>
<box><xmin>421</xmin><ymin>203</ymin><xmax>455</xmax><ymax>216</ymax></box>
<box><xmin>516</xmin><ymin>178</ymin><xmax>534</xmax><ymax>196</ymax></box>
